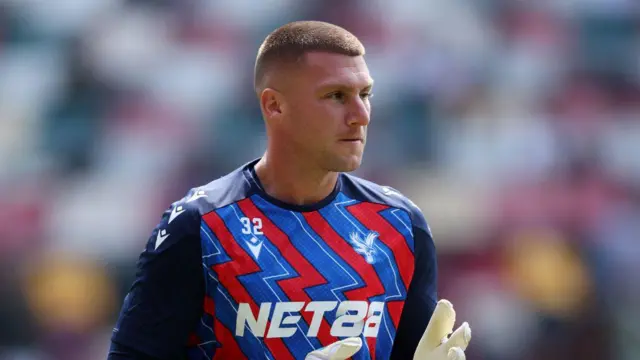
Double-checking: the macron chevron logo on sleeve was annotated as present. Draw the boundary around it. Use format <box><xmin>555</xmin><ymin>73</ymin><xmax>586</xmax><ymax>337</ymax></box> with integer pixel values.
<box><xmin>169</xmin><ymin>205</ymin><xmax>185</xmax><ymax>224</ymax></box>
<box><xmin>382</xmin><ymin>186</ymin><xmax>400</xmax><ymax>197</ymax></box>
<box><xmin>187</xmin><ymin>190</ymin><xmax>208</xmax><ymax>203</ymax></box>
<box><xmin>155</xmin><ymin>229</ymin><xmax>169</xmax><ymax>250</ymax></box>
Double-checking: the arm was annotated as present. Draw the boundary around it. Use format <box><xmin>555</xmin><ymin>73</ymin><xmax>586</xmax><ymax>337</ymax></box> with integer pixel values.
<box><xmin>108</xmin><ymin>201</ymin><xmax>204</xmax><ymax>360</ymax></box>
<box><xmin>108</xmin><ymin>341</ymin><xmax>163</xmax><ymax>360</ymax></box>
<box><xmin>390</xmin><ymin>224</ymin><xmax>438</xmax><ymax>359</ymax></box>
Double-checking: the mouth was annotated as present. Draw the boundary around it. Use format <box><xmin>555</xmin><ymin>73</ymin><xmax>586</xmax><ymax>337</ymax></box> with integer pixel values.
<box><xmin>340</xmin><ymin>138</ymin><xmax>364</xmax><ymax>143</ymax></box>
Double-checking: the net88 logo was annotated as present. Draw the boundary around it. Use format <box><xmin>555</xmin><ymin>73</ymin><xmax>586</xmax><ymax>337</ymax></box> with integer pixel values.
<box><xmin>235</xmin><ymin>300</ymin><xmax>385</xmax><ymax>338</ymax></box>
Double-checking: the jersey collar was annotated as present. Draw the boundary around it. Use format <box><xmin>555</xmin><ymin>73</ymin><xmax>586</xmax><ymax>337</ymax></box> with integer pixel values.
<box><xmin>242</xmin><ymin>158</ymin><xmax>342</xmax><ymax>212</ymax></box>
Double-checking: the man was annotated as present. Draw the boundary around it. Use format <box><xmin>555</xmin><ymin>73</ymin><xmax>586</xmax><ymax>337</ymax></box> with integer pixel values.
<box><xmin>108</xmin><ymin>21</ymin><xmax>471</xmax><ymax>360</ymax></box>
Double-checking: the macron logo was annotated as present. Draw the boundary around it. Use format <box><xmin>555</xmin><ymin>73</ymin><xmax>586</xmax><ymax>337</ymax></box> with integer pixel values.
<box><xmin>382</xmin><ymin>186</ymin><xmax>400</xmax><ymax>197</ymax></box>
<box><xmin>245</xmin><ymin>237</ymin><xmax>263</xmax><ymax>259</ymax></box>
<box><xmin>168</xmin><ymin>205</ymin><xmax>185</xmax><ymax>224</ymax></box>
<box><xmin>155</xmin><ymin>229</ymin><xmax>169</xmax><ymax>250</ymax></box>
<box><xmin>187</xmin><ymin>190</ymin><xmax>207</xmax><ymax>203</ymax></box>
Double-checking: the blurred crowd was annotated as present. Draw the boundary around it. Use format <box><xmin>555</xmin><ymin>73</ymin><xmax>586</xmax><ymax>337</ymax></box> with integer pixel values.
<box><xmin>0</xmin><ymin>0</ymin><xmax>639</xmax><ymax>359</ymax></box>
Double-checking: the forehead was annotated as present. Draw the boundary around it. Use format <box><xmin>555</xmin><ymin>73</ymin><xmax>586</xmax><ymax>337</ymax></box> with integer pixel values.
<box><xmin>300</xmin><ymin>52</ymin><xmax>373</xmax><ymax>88</ymax></box>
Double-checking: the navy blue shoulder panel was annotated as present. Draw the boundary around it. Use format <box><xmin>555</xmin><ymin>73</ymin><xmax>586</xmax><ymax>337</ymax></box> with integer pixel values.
<box><xmin>148</xmin><ymin>162</ymin><xmax>256</xmax><ymax>254</ymax></box>
<box><xmin>181</xmin><ymin>160</ymin><xmax>258</xmax><ymax>216</ymax></box>
<box><xmin>339</xmin><ymin>173</ymin><xmax>430</xmax><ymax>235</ymax></box>
<box><xmin>157</xmin><ymin>161</ymin><xmax>256</xmax><ymax>238</ymax></box>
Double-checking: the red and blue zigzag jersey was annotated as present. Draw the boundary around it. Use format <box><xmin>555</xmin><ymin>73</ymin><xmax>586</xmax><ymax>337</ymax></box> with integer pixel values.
<box><xmin>110</xmin><ymin>159</ymin><xmax>437</xmax><ymax>360</ymax></box>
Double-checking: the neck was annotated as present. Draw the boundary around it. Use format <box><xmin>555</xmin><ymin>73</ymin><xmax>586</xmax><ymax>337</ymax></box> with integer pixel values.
<box><xmin>254</xmin><ymin>151</ymin><xmax>339</xmax><ymax>206</ymax></box>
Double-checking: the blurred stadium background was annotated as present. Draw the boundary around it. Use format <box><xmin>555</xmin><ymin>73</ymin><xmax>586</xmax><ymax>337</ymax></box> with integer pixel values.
<box><xmin>0</xmin><ymin>0</ymin><xmax>639</xmax><ymax>359</ymax></box>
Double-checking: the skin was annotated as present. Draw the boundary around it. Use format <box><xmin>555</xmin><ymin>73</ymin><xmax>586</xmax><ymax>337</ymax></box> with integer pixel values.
<box><xmin>255</xmin><ymin>51</ymin><xmax>374</xmax><ymax>206</ymax></box>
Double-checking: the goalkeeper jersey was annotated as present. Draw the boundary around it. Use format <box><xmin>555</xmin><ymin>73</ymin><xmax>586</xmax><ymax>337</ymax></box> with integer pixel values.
<box><xmin>110</xmin><ymin>158</ymin><xmax>437</xmax><ymax>360</ymax></box>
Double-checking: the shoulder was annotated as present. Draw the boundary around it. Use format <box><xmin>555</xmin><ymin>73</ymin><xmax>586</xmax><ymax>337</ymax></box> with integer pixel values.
<box><xmin>151</xmin><ymin>165</ymin><xmax>255</xmax><ymax>252</ymax></box>
<box><xmin>340</xmin><ymin>173</ymin><xmax>431</xmax><ymax>235</ymax></box>
<box><xmin>184</xmin><ymin>165</ymin><xmax>255</xmax><ymax>214</ymax></box>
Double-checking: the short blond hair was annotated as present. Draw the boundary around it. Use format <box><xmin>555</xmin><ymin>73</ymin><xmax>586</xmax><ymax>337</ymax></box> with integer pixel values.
<box><xmin>254</xmin><ymin>21</ymin><xmax>365</xmax><ymax>92</ymax></box>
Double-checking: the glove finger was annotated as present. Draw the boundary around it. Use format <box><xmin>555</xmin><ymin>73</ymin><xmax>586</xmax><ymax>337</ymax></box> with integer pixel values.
<box><xmin>448</xmin><ymin>347</ymin><xmax>466</xmax><ymax>360</ymax></box>
<box><xmin>328</xmin><ymin>337</ymin><xmax>363</xmax><ymax>360</ymax></box>
<box><xmin>415</xmin><ymin>299</ymin><xmax>456</xmax><ymax>353</ymax></box>
<box><xmin>443</xmin><ymin>322</ymin><xmax>471</xmax><ymax>352</ymax></box>
<box><xmin>305</xmin><ymin>337</ymin><xmax>362</xmax><ymax>360</ymax></box>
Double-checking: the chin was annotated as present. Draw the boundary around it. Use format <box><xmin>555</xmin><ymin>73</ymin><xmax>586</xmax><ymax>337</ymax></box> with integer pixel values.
<box><xmin>330</xmin><ymin>155</ymin><xmax>363</xmax><ymax>173</ymax></box>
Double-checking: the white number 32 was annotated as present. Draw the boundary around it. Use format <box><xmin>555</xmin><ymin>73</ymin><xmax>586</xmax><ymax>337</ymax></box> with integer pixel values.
<box><xmin>241</xmin><ymin>217</ymin><xmax>263</xmax><ymax>235</ymax></box>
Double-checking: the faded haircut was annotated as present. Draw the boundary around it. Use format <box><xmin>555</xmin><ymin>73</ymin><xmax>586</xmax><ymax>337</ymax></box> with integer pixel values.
<box><xmin>254</xmin><ymin>21</ymin><xmax>365</xmax><ymax>93</ymax></box>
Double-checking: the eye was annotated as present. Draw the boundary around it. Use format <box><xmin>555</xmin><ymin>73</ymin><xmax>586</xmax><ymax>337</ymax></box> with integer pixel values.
<box><xmin>360</xmin><ymin>92</ymin><xmax>373</xmax><ymax>100</ymax></box>
<box><xmin>328</xmin><ymin>91</ymin><xmax>346</xmax><ymax>103</ymax></box>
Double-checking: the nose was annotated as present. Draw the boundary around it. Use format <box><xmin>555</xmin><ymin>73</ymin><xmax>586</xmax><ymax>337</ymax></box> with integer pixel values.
<box><xmin>347</xmin><ymin>97</ymin><xmax>370</xmax><ymax>127</ymax></box>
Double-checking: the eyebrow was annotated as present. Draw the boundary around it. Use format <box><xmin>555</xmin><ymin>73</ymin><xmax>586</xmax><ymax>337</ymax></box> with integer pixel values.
<box><xmin>318</xmin><ymin>80</ymin><xmax>374</xmax><ymax>92</ymax></box>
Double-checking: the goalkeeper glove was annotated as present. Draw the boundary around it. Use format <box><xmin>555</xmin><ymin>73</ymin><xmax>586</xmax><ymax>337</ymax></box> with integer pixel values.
<box><xmin>304</xmin><ymin>299</ymin><xmax>471</xmax><ymax>360</ymax></box>
<box><xmin>305</xmin><ymin>337</ymin><xmax>363</xmax><ymax>360</ymax></box>
<box><xmin>413</xmin><ymin>299</ymin><xmax>471</xmax><ymax>360</ymax></box>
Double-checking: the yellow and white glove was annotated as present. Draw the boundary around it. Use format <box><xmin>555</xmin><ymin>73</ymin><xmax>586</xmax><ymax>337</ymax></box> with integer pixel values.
<box><xmin>305</xmin><ymin>337</ymin><xmax>363</xmax><ymax>360</ymax></box>
<box><xmin>413</xmin><ymin>299</ymin><xmax>471</xmax><ymax>360</ymax></box>
<box><xmin>304</xmin><ymin>299</ymin><xmax>471</xmax><ymax>360</ymax></box>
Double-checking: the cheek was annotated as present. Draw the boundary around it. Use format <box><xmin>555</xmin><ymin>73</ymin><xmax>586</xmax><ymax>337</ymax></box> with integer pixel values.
<box><xmin>299</xmin><ymin>104</ymin><xmax>338</xmax><ymax>132</ymax></box>
<box><xmin>287</xmin><ymin>100</ymin><xmax>344</xmax><ymax>144</ymax></box>
<box><xmin>285</xmin><ymin>111</ymin><xmax>323</xmax><ymax>143</ymax></box>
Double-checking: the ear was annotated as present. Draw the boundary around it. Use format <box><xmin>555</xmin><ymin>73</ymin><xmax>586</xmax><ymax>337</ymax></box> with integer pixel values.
<box><xmin>260</xmin><ymin>88</ymin><xmax>284</xmax><ymax>121</ymax></box>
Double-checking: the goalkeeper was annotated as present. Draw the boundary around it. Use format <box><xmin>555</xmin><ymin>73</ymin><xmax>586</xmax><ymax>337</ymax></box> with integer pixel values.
<box><xmin>108</xmin><ymin>20</ymin><xmax>472</xmax><ymax>360</ymax></box>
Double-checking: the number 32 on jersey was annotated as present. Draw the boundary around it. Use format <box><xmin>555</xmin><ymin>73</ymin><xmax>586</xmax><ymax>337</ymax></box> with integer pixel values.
<box><xmin>241</xmin><ymin>217</ymin><xmax>263</xmax><ymax>236</ymax></box>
